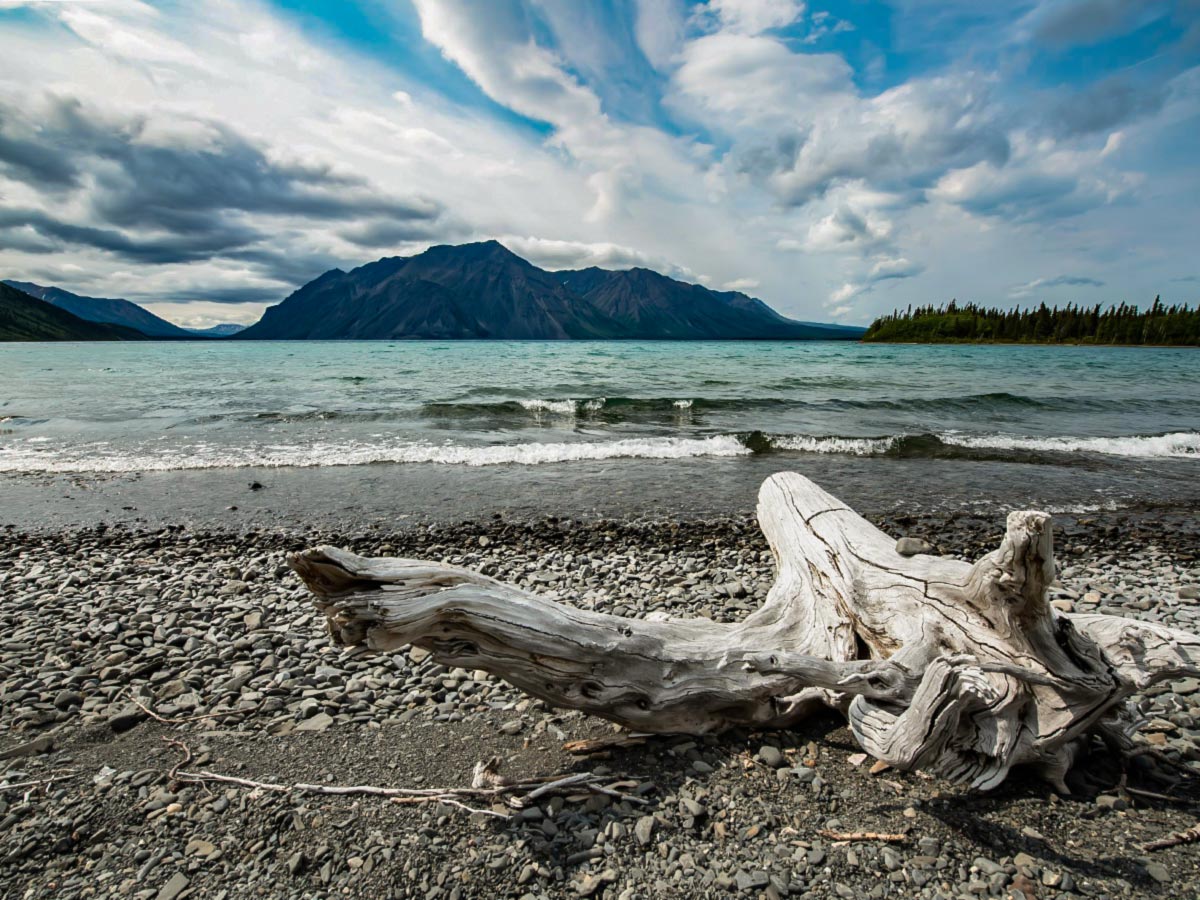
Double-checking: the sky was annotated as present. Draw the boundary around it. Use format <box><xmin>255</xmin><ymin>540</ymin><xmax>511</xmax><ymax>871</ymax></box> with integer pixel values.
<box><xmin>0</xmin><ymin>0</ymin><xmax>1197</xmax><ymax>328</ymax></box>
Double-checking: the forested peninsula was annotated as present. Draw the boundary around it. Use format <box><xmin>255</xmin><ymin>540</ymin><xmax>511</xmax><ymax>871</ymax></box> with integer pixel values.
<box><xmin>864</xmin><ymin>298</ymin><xmax>1200</xmax><ymax>346</ymax></box>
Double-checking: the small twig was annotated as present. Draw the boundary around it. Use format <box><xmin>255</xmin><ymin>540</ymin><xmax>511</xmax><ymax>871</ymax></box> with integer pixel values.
<box><xmin>1125</xmin><ymin>786</ymin><xmax>1188</xmax><ymax>803</ymax></box>
<box><xmin>563</xmin><ymin>733</ymin><xmax>652</xmax><ymax>755</ymax></box>
<box><xmin>422</xmin><ymin>796</ymin><xmax>511</xmax><ymax>819</ymax></box>
<box><xmin>0</xmin><ymin>774</ymin><xmax>79</xmax><ymax>793</ymax></box>
<box><xmin>585</xmin><ymin>782</ymin><xmax>649</xmax><ymax>805</ymax></box>
<box><xmin>818</xmin><ymin>830</ymin><xmax>907</xmax><ymax>843</ymax></box>
<box><xmin>519</xmin><ymin>772</ymin><xmax>594</xmax><ymax>805</ymax></box>
<box><xmin>161</xmin><ymin>741</ymin><xmax>630</xmax><ymax>819</ymax></box>
<box><xmin>164</xmin><ymin>738</ymin><xmax>193</xmax><ymax>782</ymax></box>
<box><xmin>1141</xmin><ymin>822</ymin><xmax>1200</xmax><ymax>852</ymax></box>
<box><xmin>132</xmin><ymin>698</ymin><xmax>235</xmax><ymax>725</ymax></box>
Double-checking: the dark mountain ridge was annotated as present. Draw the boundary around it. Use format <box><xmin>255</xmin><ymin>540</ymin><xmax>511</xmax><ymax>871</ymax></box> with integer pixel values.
<box><xmin>3</xmin><ymin>281</ymin><xmax>192</xmax><ymax>338</ymax></box>
<box><xmin>554</xmin><ymin>266</ymin><xmax>852</xmax><ymax>339</ymax></box>
<box><xmin>0</xmin><ymin>282</ymin><xmax>147</xmax><ymax>341</ymax></box>
<box><xmin>239</xmin><ymin>240</ymin><xmax>862</xmax><ymax>341</ymax></box>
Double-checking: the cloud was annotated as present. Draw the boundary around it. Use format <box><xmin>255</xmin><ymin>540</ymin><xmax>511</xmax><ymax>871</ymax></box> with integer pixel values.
<box><xmin>0</xmin><ymin>91</ymin><xmax>452</xmax><ymax>279</ymax></box>
<box><xmin>499</xmin><ymin>235</ymin><xmax>696</xmax><ymax>278</ymax></box>
<box><xmin>803</xmin><ymin>202</ymin><xmax>895</xmax><ymax>254</ymax></box>
<box><xmin>669</xmin><ymin>35</ymin><xmax>1010</xmax><ymax>207</ymax></box>
<box><xmin>802</xmin><ymin>10</ymin><xmax>854</xmax><ymax>44</ymax></box>
<box><xmin>0</xmin><ymin>0</ymin><xmax>1192</xmax><ymax>329</ymax></box>
<box><xmin>722</xmin><ymin>277</ymin><xmax>760</xmax><ymax>291</ymax></box>
<box><xmin>633</xmin><ymin>0</ymin><xmax>686</xmax><ymax>69</ymax></box>
<box><xmin>1011</xmin><ymin>274</ymin><xmax>1106</xmax><ymax>296</ymax></box>
<box><xmin>1018</xmin><ymin>0</ymin><xmax>1169</xmax><ymax>48</ymax></box>
<box><xmin>140</xmin><ymin>299</ymin><xmax>272</xmax><ymax>329</ymax></box>
<box><xmin>702</xmin><ymin>0</ymin><xmax>805</xmax><ymax>35</ymax></box>
<box><xmin>930</xmin><ymin>136</ymin><xmax>1137</xmax><ymax>222</ymax></box>
<box><xmin>1047</xmin><ymin>75</ymin><xmax>1168</xmax><ymax>137</ymax></box>
<box><xmin>825</xmin><ymin>256</ymin><xmax>924</xmax><ymax>307</ymax></box>
<box><xmin>868</xmin><ymin>256</ymin><xmax>924</xmax><ymax>282</ymax></box>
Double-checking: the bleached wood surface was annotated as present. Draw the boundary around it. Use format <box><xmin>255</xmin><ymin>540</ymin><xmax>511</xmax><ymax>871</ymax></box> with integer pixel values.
<box><xmin>290</xmin><ymin>472</ymin><xmax>1200</xmax><ymax>790</ymax></box>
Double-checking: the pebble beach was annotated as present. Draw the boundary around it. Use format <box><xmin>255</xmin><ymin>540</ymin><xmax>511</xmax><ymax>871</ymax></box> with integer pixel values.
<box><xmin>3</xmin><ymin>509</ymin><xmax>1199</xmax><ymax>900</ymax></box>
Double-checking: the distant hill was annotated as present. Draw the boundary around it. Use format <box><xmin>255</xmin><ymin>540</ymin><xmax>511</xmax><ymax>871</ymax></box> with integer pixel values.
<box><xmin>555</xmin><ymin>266</ymin><xmax>863</xmax><ymax>340</ymax></box>
<box><xmin>238</xmin><ymin>240</ymin><xmax>864</xmax><ymax>341</ymax></box>
<box><xmin>186</xmin><ymin>323</ymin><xmax>246</xmax><ymax>337</ymax></box>
<box><xmin>0</xmin><ymin>282</ymin><xmax>146</xmax><ymax>341</ymax></box>
<box><xmin>864</xmin><ymin>298</ymin><xmax>1200</xmax><ymax>345</ymax></box>
<box><xmin>4</xmin><ymin>281</ymin><xmax>191</xmax><ymax>338</ymax></box>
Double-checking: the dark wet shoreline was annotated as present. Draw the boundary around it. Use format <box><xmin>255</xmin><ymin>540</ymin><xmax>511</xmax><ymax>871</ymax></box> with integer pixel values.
<box><xmin>3</xmin><ymin>453</ymin><xmax>1199</xmax><ymax>535</ymax></box>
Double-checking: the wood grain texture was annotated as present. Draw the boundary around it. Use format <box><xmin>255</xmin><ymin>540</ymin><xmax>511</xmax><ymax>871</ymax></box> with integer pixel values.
<box><xmin>289</xmin><ymin>472</ymin><xmax>1200</xmax><ymax>790</ymax></box>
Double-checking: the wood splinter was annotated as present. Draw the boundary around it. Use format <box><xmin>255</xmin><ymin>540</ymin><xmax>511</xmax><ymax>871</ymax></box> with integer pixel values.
<box><xmin>289</xmin><ymin>472</ymin><xmax>1200</xmax><ymax>792</ymax></box>
<box><xmin>818</xmin><ymin>830</ymin><xmax>907</xmax><ymax>843</ymax></box>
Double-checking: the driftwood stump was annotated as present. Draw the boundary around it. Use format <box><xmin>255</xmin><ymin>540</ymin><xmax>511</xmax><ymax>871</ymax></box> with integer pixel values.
<box><xmin>290</xmin><ymin>473</ymin><xmax>1200</xmax><ymax>791</ymax></box>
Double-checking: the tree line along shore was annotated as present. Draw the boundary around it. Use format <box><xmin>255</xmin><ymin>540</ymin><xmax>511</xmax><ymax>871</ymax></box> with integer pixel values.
<box><xmin>864</xmin><ymin>297</ymin><xmax>1200</xmax><ymax>346</ymax></box>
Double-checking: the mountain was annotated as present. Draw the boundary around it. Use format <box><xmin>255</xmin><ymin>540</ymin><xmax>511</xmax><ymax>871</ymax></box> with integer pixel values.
<box><xmin>3</xmin><ymin>281</ymin><xmax>192</xmax><ymax>338</ymax></box>
<box><xmin>238</xmin><ymin>241</ymin><xmax>628</xmax><ymax>340</ymax></box>
<box><xmin>0</xmin><ymin>282</ymin><xmax>146</xmax><ymax>341</ymax></box>
<box><xmin>239</xmin><ymin>240</ymin><xmax>864</xmax><ymax>341</ymax></box>
<box><xmin>187</xmin><ymin>323</ymin><xmax>246</xmax><ymax>337</ymax></box>
<box><xmin>555</xmin><ymin>266</ymin><xmax>862</xmax><ymax>340</ymax></box>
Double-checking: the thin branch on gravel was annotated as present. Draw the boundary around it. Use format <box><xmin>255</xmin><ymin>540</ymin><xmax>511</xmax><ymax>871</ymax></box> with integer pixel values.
<box><xmin>818</xmin><ymin>830</ymin><xmax>907</xmax><ymax>843</ymax></box>
<box><xmin>164</xmin><ymin>738</ymin><xmax>193</xmax><ymax>782</ymax></box>
<box><xmin>1124</xmin><ymin>786</ymin><xmax>1191</xmax><ymax>804</ymax></box>
<box><xmin>162</xmin><ymin>741</ymin><xmax>639</xmax><ymax>819</ymax></box>
<box><xmin>1141</xmin><ymin>822</ymin><xmax>1200</xmax><ymax>852</ymax></box>
<box><xmin>0</xmin><ymin>773</ymin><xmax>79</xmax><ymax>793</ymax></box>
<box><xmin>131</xmin><ymin>697</ymin><xmax>236</xmax><ymax>725</ymax></box>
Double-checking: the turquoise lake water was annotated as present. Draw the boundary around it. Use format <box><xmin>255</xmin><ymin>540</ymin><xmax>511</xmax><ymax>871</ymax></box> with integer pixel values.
<box><xmin>2</xmin><ymin>341</ymin><xmax>1197</xmax><ymax>477</ymax></box>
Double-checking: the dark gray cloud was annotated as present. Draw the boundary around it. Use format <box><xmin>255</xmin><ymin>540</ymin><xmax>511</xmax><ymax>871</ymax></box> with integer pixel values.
<box><xmin>1042</xmin><ymin>275</ymin><xmax>1105</xmax><ymax>287</ymax></box>
<box><xmin>0</xmin><ymin>225</ymin><xmax>58</xmax><ymax>254</ymax></box>
<box><xmin>0</xmin><ymin>207</ymin><xmax>261</xmax><ymax>264</ymax></box>
<box><xmin>0</xmin><ymin>127</ymin><xmax>78</xmax><ymax>188</ymax></box>
<box><xmin>339</xmin><ymin>216</ymin><xmax>468</xmax><ymax>248</ymax></box>
<box><xmin>224</xmin><ymin>247</ymin><xmax>349</xmax><ymax>290</ymax></box>
<box><xmin>940</xmin><ymin>167</ymin><xmax>1102</xmax><ymax>222</ymax></box>
<box><xmin>1025</xmin><ymin>0</ymin><xmax>1167</xmax><ymax>47</ymax></box>
<box><xmin>1050</xmin><ymin>75</ymin><xmax>1167</xmax><ymax>137</ymax></box>
<box><xmin>0</xmin><ymin>95</ymin><xmax>454</xmax><ymax>287</ymax></box>
<box><xmin>159</xmin><ymin>285</ymin><xmax>289</xmax><ymax>305</ymax></box>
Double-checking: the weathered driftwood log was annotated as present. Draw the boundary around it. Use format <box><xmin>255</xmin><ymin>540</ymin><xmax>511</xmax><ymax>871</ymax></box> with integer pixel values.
<box><xmin>289</xmin><ymin>473</ymin><xmax>1200</xmax><ymax>791</ymax></box>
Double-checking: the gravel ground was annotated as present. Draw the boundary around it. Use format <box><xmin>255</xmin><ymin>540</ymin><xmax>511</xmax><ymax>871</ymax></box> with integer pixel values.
<box><xmin>2</xmin><ymin>510</ymin><xmax>1199</xmax><ymax>900</ymax></box>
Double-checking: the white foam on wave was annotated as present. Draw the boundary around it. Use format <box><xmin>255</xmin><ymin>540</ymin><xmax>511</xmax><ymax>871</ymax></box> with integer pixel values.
<box><xmin>517</xmin><ymin>397</ymin><xmax>608</xmax><ymax>415</ymax></box>
<box><xmin>518</xmin><ymin>398</ymin><xmax>579</xmax><ymax>415</ymax></box>
<box><xmin>944</xmin><ymin>431</ymin><xmax>1200</xmax><ymax>459</ymax></box>
<box><xmin>773</xmin><ymin>435</ymin><xmax>895</xmax><ymax>455</ymax></box>
<box><xmin>0</xmin><ymin>435</ymin><xmax>751</xmax><ymax>474</ymax></box>
<box><xmin>672</xmin><ymin>399</ymin><xmax>693</xmax><ymax>409</ymax></box>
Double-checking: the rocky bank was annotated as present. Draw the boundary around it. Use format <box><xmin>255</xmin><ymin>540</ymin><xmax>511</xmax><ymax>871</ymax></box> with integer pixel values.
<box><xmin>2</xmin><ymin>511</ymin><xmax>1199</xmax><ymax>899</ymax></box>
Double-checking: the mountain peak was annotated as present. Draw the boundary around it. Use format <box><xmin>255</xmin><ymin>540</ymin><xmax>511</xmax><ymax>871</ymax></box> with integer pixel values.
<box><xmin>238</xmin><ymin>241</ymin><xmax>864</xmax><ymax>341</ymax></box>
<box><xmin>424</xmin><ymin>239</ymin><xmax>523</xmax><ymax>264</ymax></box>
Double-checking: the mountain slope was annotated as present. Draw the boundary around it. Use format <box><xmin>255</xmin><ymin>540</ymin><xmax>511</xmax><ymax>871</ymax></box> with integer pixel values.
<box><xmin>4</xmin><ymin>281</ymin><xmax>192</xmax><ymax>338</ymax></box>
<box><xmin>555</xmin><ymin>267</ymin><xmax>862</xmax><ymax>340</ymax></box>
<box><xmin>239</xmin><ymin>241</ymin><xmax>629</xmax><ymax>340</ymax></box>
<box><xmin>238</xmin><ymin>240</ymin><xmax>863</xmax><ymax>341</ymax></box>
<box><xmin>0</xmin><ymin>282</ymin><xmax>146</xmax><ymax>341</ymax></box>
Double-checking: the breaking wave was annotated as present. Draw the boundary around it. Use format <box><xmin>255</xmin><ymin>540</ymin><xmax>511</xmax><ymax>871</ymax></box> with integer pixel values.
<box><xmin>2</xmin><ymin>430</ymin><xmax>1195</xmax><ymax>474</ymax></box>
<box><xmin>0</xmin><ymin>435</ymin><xmax>751</xmax><ymax>473</ymax></box>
